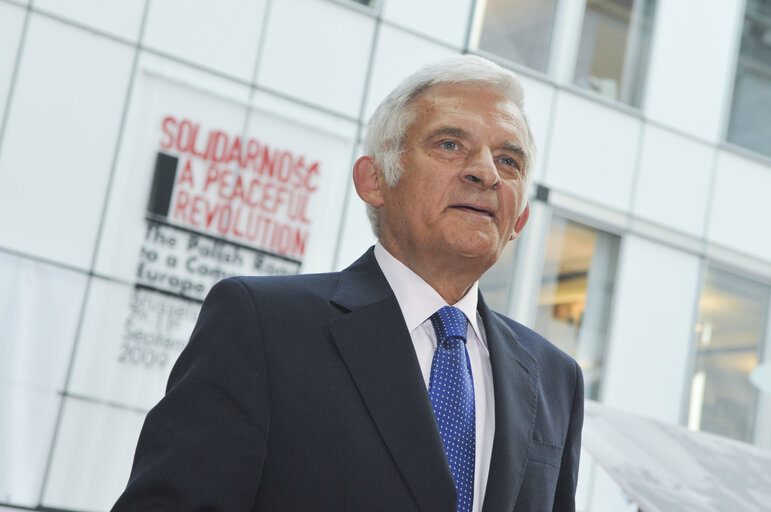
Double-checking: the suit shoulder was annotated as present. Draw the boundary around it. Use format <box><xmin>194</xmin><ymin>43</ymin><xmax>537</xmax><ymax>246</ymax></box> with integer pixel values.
<box><xmin>212</xmin><ymin>271</ymin><xmax>341</xmax><ymax>304</ymax></box>
<box><xmin>492</xmin><ymin>311</ymin><xmax>579</xmax><ymax>369</ymax></box>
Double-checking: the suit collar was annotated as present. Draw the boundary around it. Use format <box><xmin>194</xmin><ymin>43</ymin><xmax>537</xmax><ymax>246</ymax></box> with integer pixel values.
<box><xmin>329</xmin><ymin>247</ymin><xmax>393</xmax><ymax>312</ymax></box>
<box><xmin>328</xmin><ymin>248</ymin><xmax>457</xmax><ymax>511</ymax></box>
<box><xmin>478</xmin><ymin>294</ymin><xmax>539</xmax><ymax>512</ymax></box>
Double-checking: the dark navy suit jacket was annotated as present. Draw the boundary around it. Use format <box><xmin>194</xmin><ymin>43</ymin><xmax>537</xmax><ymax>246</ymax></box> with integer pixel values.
<box><xmin>113</xmin><ymin>248</ymin><xmax>583</xmax><ymax>511</ymax></box>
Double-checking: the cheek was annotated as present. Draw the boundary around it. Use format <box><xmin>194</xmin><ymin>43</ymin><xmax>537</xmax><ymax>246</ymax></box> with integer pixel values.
<box><xmin>501</xmin><ymin>185</ymin><xmax>523</xmax><ymax>212</ymax></box>
<box><xmin>500</xmin><ymin>190</ymin><xmax>525</xmax><ymax>232</ymax></box>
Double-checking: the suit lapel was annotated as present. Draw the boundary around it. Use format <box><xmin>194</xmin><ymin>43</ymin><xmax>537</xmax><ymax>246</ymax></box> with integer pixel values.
<box><xmin>327</xmin><ymin>249</ymin><xmax>457</xmax><ymax>512</ymax></box>
<box><xmin>478</xmin><ymin>296</ymin><xmax>539</xmax><ymax>512</ymax></box>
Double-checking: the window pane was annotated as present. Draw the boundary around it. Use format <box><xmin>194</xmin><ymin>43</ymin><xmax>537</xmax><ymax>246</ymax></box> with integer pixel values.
<box><xmin>471</xmin><ymin>0</ymin><xmax>559</xmax><ymax>72</ymax></box>
<box><xmin>573</xmin><ymin>0</ymin><xmax>657</xmax><ymax>106</ymax></box>
<box><xmin>727</xmin><ymin>0</ymin><xmax>771</xmax><ymax>158</ymax></box>
<box><xmin>534</xmin><ymin>216</ymin><xmax>620</xmax><ymax>399</ymax></box>
<box><xmin>688</xmin><ymin>267</ymin><xmax>770</xmax><ymax>442</ymax></box>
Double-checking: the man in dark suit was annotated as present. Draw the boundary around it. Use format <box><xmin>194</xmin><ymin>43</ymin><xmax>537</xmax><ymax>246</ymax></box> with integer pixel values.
<box><xmin>113</xmin><ymin>55</ymin><xmax>583</xmax><ymax>512</ymax></box>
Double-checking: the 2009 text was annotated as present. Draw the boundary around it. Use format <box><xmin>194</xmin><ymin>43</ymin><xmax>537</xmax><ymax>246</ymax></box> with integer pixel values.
<box><xmin>118</xmin><ymin>343</ymin><xmax>169</xmax><ymax>369</ymax></box>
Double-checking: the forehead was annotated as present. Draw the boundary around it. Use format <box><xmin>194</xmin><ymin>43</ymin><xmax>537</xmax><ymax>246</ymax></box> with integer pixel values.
<box><xmin>407</xmin><ymin>82</ymin><xmax>526</xmax><ymax>143</ymax></box>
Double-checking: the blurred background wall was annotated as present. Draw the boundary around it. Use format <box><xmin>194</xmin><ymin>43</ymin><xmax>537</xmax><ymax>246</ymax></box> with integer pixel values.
<box><xmin>0</xmin><ymin>0</ymin><xmax>769</xmax><ymax>510</ymax></box>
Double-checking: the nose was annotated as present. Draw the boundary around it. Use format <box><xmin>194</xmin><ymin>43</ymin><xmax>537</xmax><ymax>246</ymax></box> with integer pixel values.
<box><xmin>463</xmin><ymin>148</ymin><xmax>500</xmax><ymax>190</ymax></box>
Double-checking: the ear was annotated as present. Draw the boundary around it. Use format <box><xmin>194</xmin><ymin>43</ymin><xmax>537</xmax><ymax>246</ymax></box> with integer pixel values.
<box><xmin>510</xmin><ymin>201</ymin><xmax>530</xmax><ymax>240</ymax></box>
<box><xmin>353</xmin><ymin>156</ymin><xmax>385</xmax><ymax>208</ymax></box>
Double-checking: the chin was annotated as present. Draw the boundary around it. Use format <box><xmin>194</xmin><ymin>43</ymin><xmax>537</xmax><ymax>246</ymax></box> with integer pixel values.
<box><xmin>447</xmin><ymin>239</ymin><xmax>500</xmax><ymax>263</ymax></box>
<box><xmin>440</xmin><ymin>228</ymin><xmax>505</xmax><ymax>260</ymax></box>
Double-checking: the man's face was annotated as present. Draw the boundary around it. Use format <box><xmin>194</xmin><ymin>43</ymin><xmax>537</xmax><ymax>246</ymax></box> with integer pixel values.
<box><xmin>378</xmin><ymin>82</ymin><xmax>529</xmax><ymax>274</ymax></box>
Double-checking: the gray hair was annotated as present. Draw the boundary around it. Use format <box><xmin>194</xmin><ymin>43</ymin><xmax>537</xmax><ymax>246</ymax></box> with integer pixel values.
<box><xmin>361</xmin><ymin>54</ymin><xmax>536</xmax><ymax>237</ymax></box>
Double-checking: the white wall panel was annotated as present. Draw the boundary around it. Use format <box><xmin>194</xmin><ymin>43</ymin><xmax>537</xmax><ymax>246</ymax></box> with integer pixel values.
<box><xmin>41</xmin><ymin>398</ymin><xmax>146</xmax><ymax>512</ymax></box>
<box><xmin>252</xmin><ymin>90</ymin><xmax>359</xmax><ymax>143</ymax></box>
<box><xmin>517</xmin><ymin>75</ymin><xmax>555</xmax><ymax>184</ymax></box>
<box><xmin>0</xmin><ymin>383</ymin><xmax>61</xmax><ymax>507</ymax></box>
<box><xmin>633</xmin><ymin>125</ymin><xmax>713</xmax><ymax>237</ymax></box>
<box><xmin>382</xmin><ymin>0</ymin><xmax>472</xmax><ymax>49</ymax></box>
<box><xmin>0</xmin><ymin>251</ymin><xmax>87</xmax><ymax>506</ymax></box>
<box><xmin>644</xmin><ymin>0</ymin><xmax>744</xmax><ymax>142</ymax></box>
<box><xmin>0</xmin><ymin>15</ymin><xmax>133</xmax><ymax>269</ymax></box>
<box><xmin>364</xmin><ymin>24</ymin><xmax>455</xmax><ymax>119</ymax></box>
<box><xmin>602</xmin><ymin>236</ymin><xmax>700</xmax><ymax>423</ymax></box>
<box><xmin>143</xmin><ymin>0</ymin><xmax>266</xmax><ymax>81</ymax></box>
<box><xmin>707</xmin><ymin>151</ymin><xmax>771</xmax><ymax>260</ymax></box>
<box><xmin>544</xmin><ymin>91</ymin><xmax>641</xmax><ymax>212</ymax></box>
<box><xmin>257</xmin><ymin>0</ymin><xmax>374</xmax><ymax>118</ymax></box>
<box><xmin>136</xmin><ymin>52</ymin><xmax>255</xmax><ymax>102</ymax></box>
<box><xmin>334</xmin><ymin>174</ymin><xmax>376</xmax><ymax>271</ymax></box>
<box><xmin>34</xmin><ymin>0</ymin><xmax>145</xmax><ymax>42</ymax></box>
<box><xmin>0</xmin><ymin>2</ymin><xmax>25</xmax><ymax>125</ymax></box>
<box><xmin>0</xmin><ymin>252</ymin><xmax>86</xmax><ymax>389</ymax></box>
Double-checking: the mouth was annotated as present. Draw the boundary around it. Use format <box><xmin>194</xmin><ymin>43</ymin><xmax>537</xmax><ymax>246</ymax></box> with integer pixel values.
<box><xmin>449</xmin><ymin>204</ymin><xmax>494</xmax><ymax>217</ymax></box>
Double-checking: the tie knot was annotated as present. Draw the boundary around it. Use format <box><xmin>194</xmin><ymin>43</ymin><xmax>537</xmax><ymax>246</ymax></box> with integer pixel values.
<box><xmin>430</xmin><ymin>306</ymin><xmax>468</xmax><ymax>345</ymax></box>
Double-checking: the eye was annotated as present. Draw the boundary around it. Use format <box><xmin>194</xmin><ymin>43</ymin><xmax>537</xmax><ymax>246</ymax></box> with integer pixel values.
<box><xmin>499</xmin><ymin>156</ymin><xmax>520</xmax><ymax>169</ymax></box>
<box><xmin>440</xmin><ymin>140</ymin><xmax>459</xmax><ymax>151</ymax></box>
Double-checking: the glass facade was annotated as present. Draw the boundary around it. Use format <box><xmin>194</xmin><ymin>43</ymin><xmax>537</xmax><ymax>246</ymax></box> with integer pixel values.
<box><xmin>573</xmin><ymin>0</ymin><xmax>657</xmax><ymax>106</ymax></box>
<box><xmin>727</xmin><ymin>0</ymin><xmax>771</xmax><ymax>158</ymax></box>
<box><xmin>687</xmin><ymin>267</ymin><xmax>770</xmax><ymax>442</ymax></box>
<box><xmin>471</xmin><ymin>0</ymin><xmax>559</xmax><ymax>72</ymax></box>
<box><xmin>479</xmin><ymin>241</ymin><xmax>517</xmax><ymax>313</ymax></box>
<box><xmin>534</xmin><ymin>216</ymin><xmax>620</xmax><ymax>400</ymax></box>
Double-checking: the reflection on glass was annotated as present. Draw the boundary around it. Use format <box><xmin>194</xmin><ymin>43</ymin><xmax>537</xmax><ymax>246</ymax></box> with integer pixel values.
<box><xmin>687</xmin><ymin>267</ymin><xmax>769</xmax><ymax>442</ymax></box>
<box><xmin>479</xmin><ymin>241</ymin><xmax>517</xmax><ymax>313</ymax></box>
<box><xmin>573</xmin><ymin>0</ymin><xmax>657</xmax><ymax>106</ymax></box>
<box><xmin>727</xmin><ymin>0</ymin><xmax>771</xmax><ymax>158</ymax></box>
<box><xmin>470</xmin><ymin>0</ymin><xmax>559</xmax><ymax>72</ymax></box>
<box><xmin>534</xmin><ymin>216</ymin><xmax>620</xmax><ymax>399</ymax></box>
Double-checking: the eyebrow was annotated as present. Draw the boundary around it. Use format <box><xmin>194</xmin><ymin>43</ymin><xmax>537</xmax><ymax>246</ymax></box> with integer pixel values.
<box><xmin>501</xmin><ymin>141</ymin><xmax>525</xmax><ymax>158</ymax></box>
<box><xmin>423</xmin><ymin>126</ymin><xmax>469</xmax><ymax>143</ymax></box>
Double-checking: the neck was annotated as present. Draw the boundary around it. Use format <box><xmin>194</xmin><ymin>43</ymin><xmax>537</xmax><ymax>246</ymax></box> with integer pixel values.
<box><xmin>379</xmin><ymin>241</ymin><xmax>485</xmax><ymax>304</ymax></box>
<box><xmin>425</xmin><ymin>275</ymin><xmax>476</xmax><ymax>305</ymax></box>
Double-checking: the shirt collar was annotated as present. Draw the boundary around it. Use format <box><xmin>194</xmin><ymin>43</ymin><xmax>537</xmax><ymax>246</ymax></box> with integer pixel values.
<box><xmin>374</xmin><ymin>242</ymin><xmax>486</xmax><ymax>351</ymax></box>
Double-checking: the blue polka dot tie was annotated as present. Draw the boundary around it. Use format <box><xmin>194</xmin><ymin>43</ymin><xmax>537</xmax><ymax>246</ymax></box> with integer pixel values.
<box><xmin>429</xmin><ymin>306</ymin><xmax>475</xmax><ymax>512</ymax></box>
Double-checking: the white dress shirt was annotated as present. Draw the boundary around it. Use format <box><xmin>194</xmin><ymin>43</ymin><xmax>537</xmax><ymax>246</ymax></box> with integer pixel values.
<box><xmin>374</xmin><ymin>243</ymin><xmax>495</xmax><ymax>512</ymax></box>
